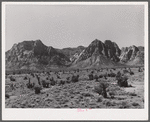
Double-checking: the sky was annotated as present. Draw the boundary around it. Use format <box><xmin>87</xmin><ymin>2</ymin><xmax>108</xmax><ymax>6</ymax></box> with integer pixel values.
<box><xmin>5</xmin><ymin>4</ymin><xmax>144</xmax><ymax>51</ymax></box>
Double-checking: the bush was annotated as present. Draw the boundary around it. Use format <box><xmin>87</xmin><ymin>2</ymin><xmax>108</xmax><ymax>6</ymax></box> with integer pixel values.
<box><xmin>94</xmin><ymin>82</ymin><xmax>109</xmax><ymax>98</ymax></box>
<box><xmin>72</xmin><ymin>75</ymin><xmax>79</xmax><ymax>82</ymax></box>
<box><xmin>26</xmin><ymin>78</ymin><xmax>35</xmax><ymax>89</ymax></box>
<box><xmin>132</xmin><ymin>102</ymin><xmax>139</xmax><ymax>106</ymax></box>
<box><xmin>60</xmin><ymin>80</ymin><xmax>65</xmax><ymax>85</ymax></box>
<box><xmin>117</xmin><ymin>76</ymin><xmax>128</xmax><ymax>87</ymax></box>
<box><xmin>66</xmin><ymin>77</ymin><xmax>71</xmax><ymax>83</ymax></box>
<box><xmin>130</xmin><ymin>71</ymin><xmax>134</xmax><ymax>75</ymax></box>
<box><xmin>88</xmin><ymin>74</ymin><xmax>93</xmax><ymax>80</ymax></box>
<box><xmin>5</xmin><ymin>94</ymin><xmax>10</xmax><ymax>99</ymax></box>
<box><xmin>99</xmin><ymin>75</ymin><xmax>103</xmax><ymax>78</ymax></box>
<box><xmin>10</xmin><ymin>76</ymin><xmax>15</xmax><ymax>81</ymax></box>
<box><xmin>24</xmin><ymin>76</ymin><xmax>28</xmax><ymax>80</ymax></box>
<box><xmin>97</xmin><ymin>96</ymin><xmax>103</xmax><ymax>102</ymax></box>
<box><xmin>34</xmin><ymin>86</ymin><xmax>42</xmax><ymax>94</ymax></box>
<box><xmin>42</xmin><ymin>80</ymin><xmax>49</xmax><ymax>88</ymax></box>
<box><xmin>94</xmin><ymin>75</ymin><xmax>99</xmax><ymax>81</ymax></box>
<box><xmin>129</xmin><ymin>92</ymin><xmax>137</xmax><ymax>96</ymax></box>
<box><xmin>108</xmin><ymin>73</ymin><xmax>116</xmax><ymax>77</ymax></box>
<box><xmin>50</xmin><ymin>77</ymin><xmax>56</xmax><ymax>86</ymax></box>
<box><xmin>26</xmin><ymin>82</ymin><xmax>35</xmax><ymax>89</ymax></box>
<box><xmin>109</xmin><ymin>91</ymin><xmax>116</xmax><ymax>99</ymax></box>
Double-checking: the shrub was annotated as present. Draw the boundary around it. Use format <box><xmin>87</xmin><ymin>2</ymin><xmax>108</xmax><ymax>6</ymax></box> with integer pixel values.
<box><xmin>130</xmin><ymin>71</ymin><xmax>134</xmax><ymax>75</ymax></box>
<box><xmin>50</xmin><ymin>77</ymin><xmax>56</xmax><ymax>86</ymax></box>
<box><xmin>94</xmin><ymin>75</ymin><xmax>99</xmax><ymax>81</ymax></box>
<box><xmin>41</xmin><ymin>80</ymin><xmax>49</xmax><ymax>88</ymax></box>
<box><xmin>109</xmin><ymin>91</ymin><xmax>116</xmax><ymax>99</ymax></box>
<box><xmin>5</xmin><ymin>94</ymin><xmax>10</xmax><ymax>99</ymax></box>
<box><xmin>94</xmin><ymin>82</ymin><xmax>109</xmax><ymax>98</ymax></box>
<box><xmin>108</xmin><ymin>73</ymin><xmax>116</xmax><ymax>77</ymax></box>
<box><xmin>72</xmin><ymin>75</ymin><xmax>79</xmax><ymax>82</ymax></box>
<box><xmin>99</xmin><ymin>75</ymin><xmax>103</xmax><ymax>78</ymax></box>
<box><xmin>129</xmin><ymin>92</ymin><xmax>137</xmax><ymax>96</ymax></box>
<box><xmin>34</xmin><ymin>86</ymin><xmax>42</xmax><ymax>94</ymax></box>
<box><xmin>123</xmin><ymin>70</ymin><xmax>129</xmax><ymax>74</ymax></box>
<box><xmin>26</xmin><ymin>78</ymin><xmax>35</xmax><ymax>89</ymax></box>
<box><xmin>116</xmin><ymin>75</ymin><xmax>128</xmax><ymax>87</ymax></box>
<box><xmin>60</xmin><ymin>80</ymin><xmax>65</xmax><ymax>85</ymax></box>
<box><xmin>57</xmin><ymin>75</ymin><xmax>61</xmax><ymax>79</ymax></box>
<box><xmin>138</xmin><ymin>67</ymin><xmax>141</xmax><ymax>72</ymax></box>
<box><xmin>66</xmin><ymin>77</ymin><xmax>71</xmax><ymax>83</ymax></box>
<box><xmin>97</xmin><ymin>96</ymin><xmax>103</xmax><ymax>102</ymax></box>
<box><xmin>26</xmin><ymin>82</ymin><xmax>35</xmax><ymax>89</ymax></box>
<box><xmin>24</xmin><ymin>76</ymin><xmax>28</xmax><ymax>80</ymax></box>
<box><xmin>113</xmin><ymin>68</ymin><xmax>116</xmax><ymax>71</ymax></box>
<box><xmin>88</xmin><ymin>74</ymin><xmax>93</xmax><ymax>80</ymax></box>
<box><xmin>105</xmin><ymin>101</ymin><xmax>113</xmax><ymax>106</ymax></box>
<box><xmin>132</xmin><ymin>102</ymin><xmax>139</xmax><ymax>106</ymax></box>
<box><xmin>10</xmin><ymin>76</ymin><xmax>15</xmax><ymax>81</ymax></box>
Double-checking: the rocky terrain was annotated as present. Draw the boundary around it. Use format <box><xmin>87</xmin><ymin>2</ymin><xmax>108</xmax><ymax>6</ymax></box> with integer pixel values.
<box><xmin>6</xmin><ymin>39</ymin><xmax>144</xmax><ymax>70</ymax></box>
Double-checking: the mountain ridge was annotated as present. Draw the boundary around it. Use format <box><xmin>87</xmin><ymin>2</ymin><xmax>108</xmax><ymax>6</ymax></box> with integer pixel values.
<box><xmin>6</xmin><ymin>39</ymin><xmax>144</xmax><ymax>70</ymax></box>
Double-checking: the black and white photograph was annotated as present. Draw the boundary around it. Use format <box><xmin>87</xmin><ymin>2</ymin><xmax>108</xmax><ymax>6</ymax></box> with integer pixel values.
<box><xmin>2</xmin><ymin>2</ymin><xmax>148</xmax><ymax>120</ymax></box>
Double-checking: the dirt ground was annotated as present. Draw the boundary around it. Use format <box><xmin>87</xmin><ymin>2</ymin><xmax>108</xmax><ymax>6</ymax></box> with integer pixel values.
<box><xmin>5</xmin><ymin>67</ymin><xmax>144</xmax><ymax>108</ymax></box>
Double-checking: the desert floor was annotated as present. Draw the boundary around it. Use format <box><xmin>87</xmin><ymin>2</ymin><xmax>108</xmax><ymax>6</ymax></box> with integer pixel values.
<box><xmin>5</xmin><ymin>67</ymin><xmax>144</xmax><ymax>108</ymax></box>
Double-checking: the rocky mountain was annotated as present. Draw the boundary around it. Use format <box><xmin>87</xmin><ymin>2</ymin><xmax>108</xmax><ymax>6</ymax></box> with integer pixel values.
<box><xmin>119</xmin><ymin>45</ymin><xmax>144</xmax><ymax>66</ymax></box>
<box><xmin>6</xmin><ymin>39</ymin><xmax>144</xmax><ymax>70</ymax></box>
<box><xmin>71</xmin><ymin>39</ymin><xmax>122</xmax><ymax>68</ymax></box>
<box><xmin>6</xmin><ymin>40</ymin><xmax>70</xmax><ymax>70</ymax></box>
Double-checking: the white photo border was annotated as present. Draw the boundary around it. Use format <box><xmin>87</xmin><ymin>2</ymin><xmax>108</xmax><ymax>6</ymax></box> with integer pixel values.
<box><xmin>2</xmin><ymin>2</ymin><xmax>149</xmax><ymax>120</ymax></box>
